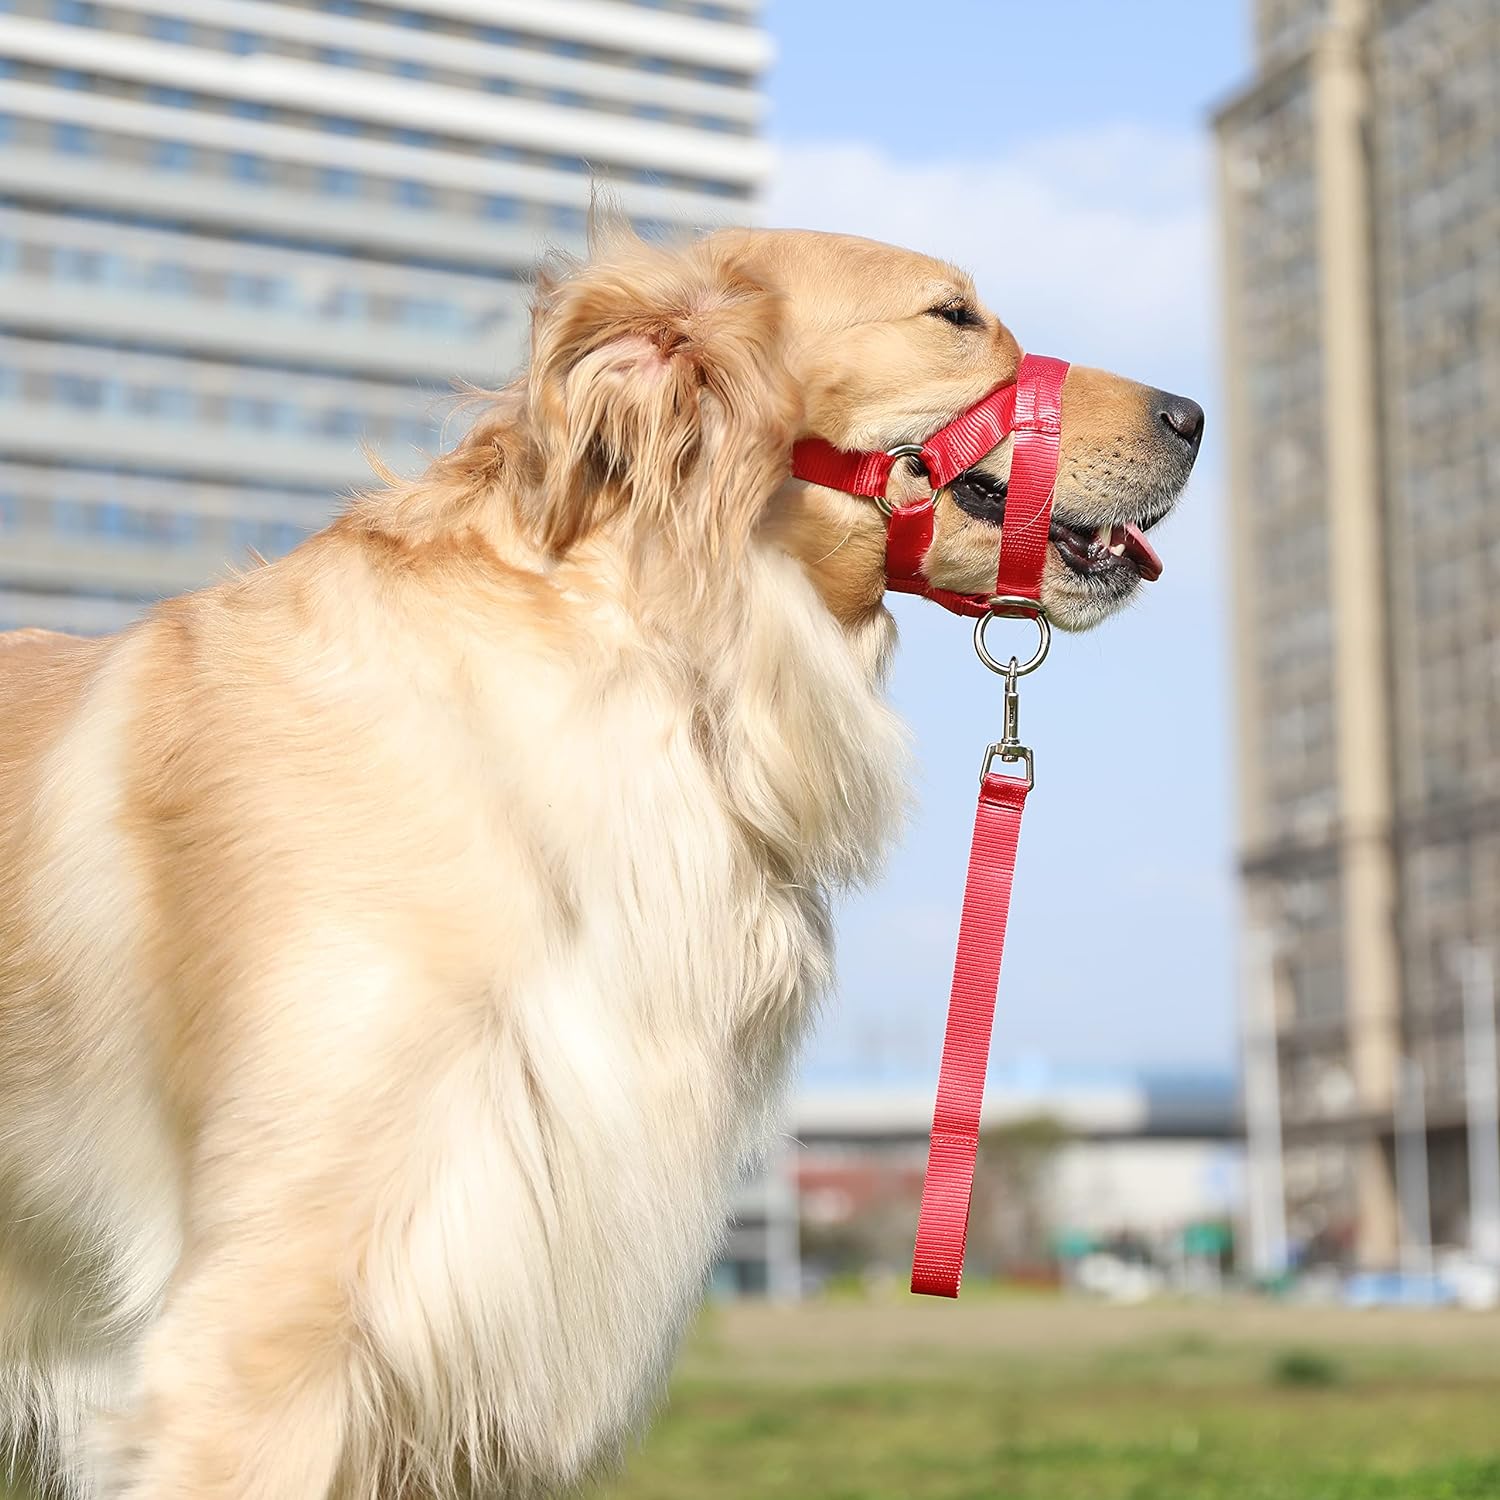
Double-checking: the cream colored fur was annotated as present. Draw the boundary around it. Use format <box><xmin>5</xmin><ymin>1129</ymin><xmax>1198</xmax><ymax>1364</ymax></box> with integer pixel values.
<box><xmin>0</xmin><ymin>227</ymin><xmax>1194</xmax><ymax>1498</ymax></box>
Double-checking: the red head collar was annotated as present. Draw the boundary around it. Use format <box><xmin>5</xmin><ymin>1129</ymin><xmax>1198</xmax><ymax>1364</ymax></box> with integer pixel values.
<box><xmin>790</xmin><ymin>353</ymin><xmax>1070</xmax><ymax>618</ymax></box>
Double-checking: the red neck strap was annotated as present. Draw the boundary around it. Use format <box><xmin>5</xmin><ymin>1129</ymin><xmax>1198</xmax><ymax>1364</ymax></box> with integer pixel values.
<box><xmin>790</xmin><ymin>353</ymin><xmax>1070</xmax><ymax>617</ymax></box>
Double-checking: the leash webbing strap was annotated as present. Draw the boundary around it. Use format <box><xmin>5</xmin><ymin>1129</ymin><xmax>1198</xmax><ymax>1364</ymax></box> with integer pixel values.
<box><xmin>909</xmin><ymin>772</ymin><xmax>1028</xmax><ymax>1296</ymax></box>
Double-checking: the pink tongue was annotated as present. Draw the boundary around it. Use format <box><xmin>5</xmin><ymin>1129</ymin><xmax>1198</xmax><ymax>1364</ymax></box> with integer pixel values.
<box><xmin>1115</xmin><ymin>522</ymin><xmax>1163</xmax><ymax>582</ymax></box>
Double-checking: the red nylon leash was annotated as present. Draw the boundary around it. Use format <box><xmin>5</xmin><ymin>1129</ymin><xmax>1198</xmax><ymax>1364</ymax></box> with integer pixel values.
<box><xmin>909</xmin><ymin>771</ymin><xmax>1028</xmax><ymax>1295</ymax></box>
<box><xmin>791</xmin><ymin>352</ymin><xmax>1071</xmax><ymax>1298</ymax></box>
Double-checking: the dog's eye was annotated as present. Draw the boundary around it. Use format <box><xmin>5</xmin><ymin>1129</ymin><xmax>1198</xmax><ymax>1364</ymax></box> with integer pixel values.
<box><xmin>927</xmin><ymin>302</ymin><xmax>985</xmax><ymax>330</ymax></box>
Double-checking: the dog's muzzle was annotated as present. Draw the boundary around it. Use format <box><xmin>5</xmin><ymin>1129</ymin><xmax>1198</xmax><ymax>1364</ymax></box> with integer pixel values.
<box><xmin>789</xmin><ymin>353</ymin><xmax>1071</xmax><ymax>619</ymax></box>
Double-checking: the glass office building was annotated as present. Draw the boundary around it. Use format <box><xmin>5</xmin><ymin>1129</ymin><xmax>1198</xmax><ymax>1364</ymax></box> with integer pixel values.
<box><xmin>0</xmin><ymin>0</ymin><xmax>768</xmax><ymax>632</ymax></box>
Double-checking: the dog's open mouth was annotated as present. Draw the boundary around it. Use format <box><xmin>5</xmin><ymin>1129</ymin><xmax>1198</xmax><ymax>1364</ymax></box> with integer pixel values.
<box><xmin>1049</xmin><ymin>512</ymin><xmax>1166</xmax><ymax>583</ymax></box>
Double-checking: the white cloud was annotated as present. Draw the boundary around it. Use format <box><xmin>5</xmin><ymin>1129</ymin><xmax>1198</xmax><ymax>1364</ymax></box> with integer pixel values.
<box><xmin>764</xmin><ymin>126</ymin><xmax>1214</xmax><ymax>393</ymax></box>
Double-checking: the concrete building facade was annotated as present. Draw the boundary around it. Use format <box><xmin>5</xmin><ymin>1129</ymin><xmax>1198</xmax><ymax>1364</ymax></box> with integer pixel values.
<box><xmin>0</xmin><ymin>0</ymin><xmax>768</xmax><ymax>634</ymax></box>
<box><xmin>1217</xmin><ymin>0</ymin><xmax>1500</xmax><ymax>1269</ymax></box>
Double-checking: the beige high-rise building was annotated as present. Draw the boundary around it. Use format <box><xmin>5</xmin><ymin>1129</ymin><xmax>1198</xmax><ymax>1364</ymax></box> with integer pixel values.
<box><xmin>1217</xmin><ymin>0</ymin><xmax>1500</xmax><ymax>1270</ymax></box>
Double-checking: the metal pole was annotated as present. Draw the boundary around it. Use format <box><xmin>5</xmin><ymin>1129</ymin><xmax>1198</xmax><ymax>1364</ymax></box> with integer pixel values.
<box><xmin>1242</xmin><ymin>927</ymin><xmax>1287</xmax><ymax>1279</ymax></box>
<box><xmin>1459</xmin><ymin>946</ymin><xmax>1500</xmax><ymax>1265</ymax></box>
<box><xmin>1394</xmin><ymin>1056</ymin><xmax>1433</xmax><ymax>1279</ymax></box>
<box><xmin>765</xmin><ymin>1134</ymin><xmax>802</xmax><ymax>1302</ymax></box>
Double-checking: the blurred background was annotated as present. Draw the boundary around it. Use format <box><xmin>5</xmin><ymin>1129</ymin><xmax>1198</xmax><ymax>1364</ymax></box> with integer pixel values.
<box><xmin>1</xmin><ymin>0</ymin><xmax>1498</xmax><ymax>1496</ymax></box>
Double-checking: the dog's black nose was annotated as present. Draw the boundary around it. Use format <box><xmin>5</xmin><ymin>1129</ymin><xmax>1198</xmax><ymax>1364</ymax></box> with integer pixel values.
<box><xmin>1157</xmin><ymin>392</ymin><xmax>1204</xmax><ymax>450</ymax></box>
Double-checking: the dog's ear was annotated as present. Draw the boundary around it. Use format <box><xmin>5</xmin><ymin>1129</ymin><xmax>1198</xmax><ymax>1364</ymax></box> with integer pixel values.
<box><xmin>524</xmin><ymin>236</ymin><xmax>797</xmax><ymax>571</ymax></box>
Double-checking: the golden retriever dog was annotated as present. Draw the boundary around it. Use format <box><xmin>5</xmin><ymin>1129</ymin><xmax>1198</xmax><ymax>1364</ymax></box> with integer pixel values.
<box><xmin>0</xmin><ymin>227</ymin><xmax>1201</xmax><ymax>1497</ymax></box>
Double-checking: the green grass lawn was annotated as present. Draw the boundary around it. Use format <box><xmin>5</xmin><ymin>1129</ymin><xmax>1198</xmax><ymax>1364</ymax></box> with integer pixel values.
<box><xmin>589</xmin><ymin>1295</ymin><xmax>1500</xmax><ymax>1500</ymax></box>
<box><xmin>7</xmin><ymin>1296</ymin><xmax>1499</xmax><ymax>1498</ymax></box>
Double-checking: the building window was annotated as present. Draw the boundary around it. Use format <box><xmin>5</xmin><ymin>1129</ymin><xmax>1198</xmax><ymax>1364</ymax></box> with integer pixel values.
<box><xmin>53</xmin><ymin>499</ymin><xmax>87</xmax><ymax>535</ymax></box>
<box><xmin>228</xmin><ymin>30</ymin><xmax>259</xmax><ymax>55</ymax></box>
<box><xmin>399</xmin><ymin>297</ymin><xmax>460</xmax><ymax>332</ymax></box>
<box><xmin>226</xmin><ymin>271</ymin><xmax>286</xmax><ymax>308</ymax></box>
<box><xmin>322</xmin><ymin>406</ymin><xmax>362</xmax><ymax>437</ymax></box>
<box><xmin>394</xmin><ymin>61</ymin><xmax>428</xmax><ymax>80</ymax></box>
<box><xmin>146</xmin><ymin>260</ymin><xmax>192</xmax><ymax>295</ymax></box>
<box><xmin>55</xmin><ymin>373</ymin><xmax>106</xmax><ymax>409</ymax></box>
<box><xmin>395</xmin><ymin>180</ymin><xmax>432</xmax><ymax>209</ymax></box>
<box><xmin>318</xmin><ymin>48</ymin><xmax>357</xmax><ymax>67</ymax></box>
<box><xmin>325</xmin><ymin>286</ymin><xmax>366</xmax><ymax>320</ymax></box>
<box><xmin>53</xmin><ymin>0</ymin><xmax>97</xmax><ymax>24</ymax></box>
<box><xmin>153</xmin><ymin>140</ymin><xmax>194</xmax><ymax>171</ymax></box>
<box><xmin>550</xmin><ymin>204</ymin><xmax>586</xmax><ymax>233</ymax></box>
<box><xmin>231</xmin><ymin>101</ymin><xmax>271</xmax><ymax>121</ymax></box>
<box><xmin>54</xmin><ymin>122</ymin><xmax>94</xmax><ymax>155</ymax></box>
<box><xmin>320</xmin><ymin>166</ymin><xmax>359</xmax><ymax>197</ymax></box>
<box><xmin>146</xmin><ymin>86</ymin><xmax>193</xmax><ymax>108</ymax></box>
<box><xmin>52</xmin><ymin>245</ymin><xmax>100</xmax><ymax>281</ymax></box>
<box><xmin>153</xmin><ymin>386</ymin><xmax>194</xmax><ymax>421</ymax></box>
<box><xmin>147</xmin><ymin>15</ymin><xmax>190</xmax><ymax>43</ymax></box>
<box><xmin>229</xmin><ymin>152</ymin><xmax>267</xmax><ymax>184</ymax></box>
<box><xmin>484</xmin><ymin>194</ymin><xmax>519</xmax><ymax>221</ymax></box>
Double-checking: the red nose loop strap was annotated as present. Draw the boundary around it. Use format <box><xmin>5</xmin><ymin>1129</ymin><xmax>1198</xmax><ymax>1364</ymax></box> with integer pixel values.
<box><xmin>990</xmin><ymin>355</ymin><xmax>1068</xmax><ymax>608</ymax></box>
<box><xmin>789</xmin><ymin>354</ymin><xmax>1069</xmax><ymax>615</ymax></box>
<box><xmin>790</xmin><ymin>353</ymin><xmax>1072</xmax><ymax>1298</ymax></box>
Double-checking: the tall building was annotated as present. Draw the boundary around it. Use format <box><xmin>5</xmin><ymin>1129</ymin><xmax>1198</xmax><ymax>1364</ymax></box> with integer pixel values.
<box><xmin>1217</xmin><ymin>0</ymin><xmax>1499</xmax><ymax>1269</ymax></box>
<box><xmin>0</xmin><ymin>0</ymin><xmax>768</xmax><ymax>634</ymax></box>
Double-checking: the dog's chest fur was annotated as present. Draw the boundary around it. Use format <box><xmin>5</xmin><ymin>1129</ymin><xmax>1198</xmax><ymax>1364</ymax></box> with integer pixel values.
<box><xmin>348</xmin><ymin>547</ymin><xmax>909</xmax><ymax>1488</ymax></box>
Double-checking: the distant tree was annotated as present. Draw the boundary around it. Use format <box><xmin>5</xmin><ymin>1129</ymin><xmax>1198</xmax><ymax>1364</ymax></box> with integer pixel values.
<box><xmin>967</xmin><ymin>1114</ymin><xmax>1070</xmax><ymax>1278</ymax></box>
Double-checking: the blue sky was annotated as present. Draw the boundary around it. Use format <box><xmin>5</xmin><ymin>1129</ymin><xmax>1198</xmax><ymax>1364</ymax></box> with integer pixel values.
<box><xmin>761</xmin><ymin>2</ymin><xmax>1252</xmax><ymax>1081</ymax></box>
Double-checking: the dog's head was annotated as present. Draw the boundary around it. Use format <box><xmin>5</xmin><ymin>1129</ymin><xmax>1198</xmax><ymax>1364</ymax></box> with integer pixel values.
<box><xmin>520</xmin><ymin>227</ymin><xmax>1200</xmax><ymax>631</ymax></box>
<box><xmin>738</xmin><ymin>230</ymin><xmax>1201</xmax><ymax>631</ymax></box>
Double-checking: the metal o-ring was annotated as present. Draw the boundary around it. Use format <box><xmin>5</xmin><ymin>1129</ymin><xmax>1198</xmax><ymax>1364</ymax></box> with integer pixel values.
<box><xmin>973</xmin><ymin>601</ymin><xmax>1051</xmax><ymax>677</ymax></box>
<box><xmin>879</xmin><ymin>443</ymin><xmax>929</xmax><ymax>517</ymax></box>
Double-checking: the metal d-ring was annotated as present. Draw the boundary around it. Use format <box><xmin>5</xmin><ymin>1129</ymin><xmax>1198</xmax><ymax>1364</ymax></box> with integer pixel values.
<box><xmin>878</xmin><ymin>443</ymin><xmax>929</xmax><ymax>518</ymax></box>
<box><xmin>973</xmin><ymin>599</ymin><xmax>1051</xmax><ymax>678</ymax></box>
